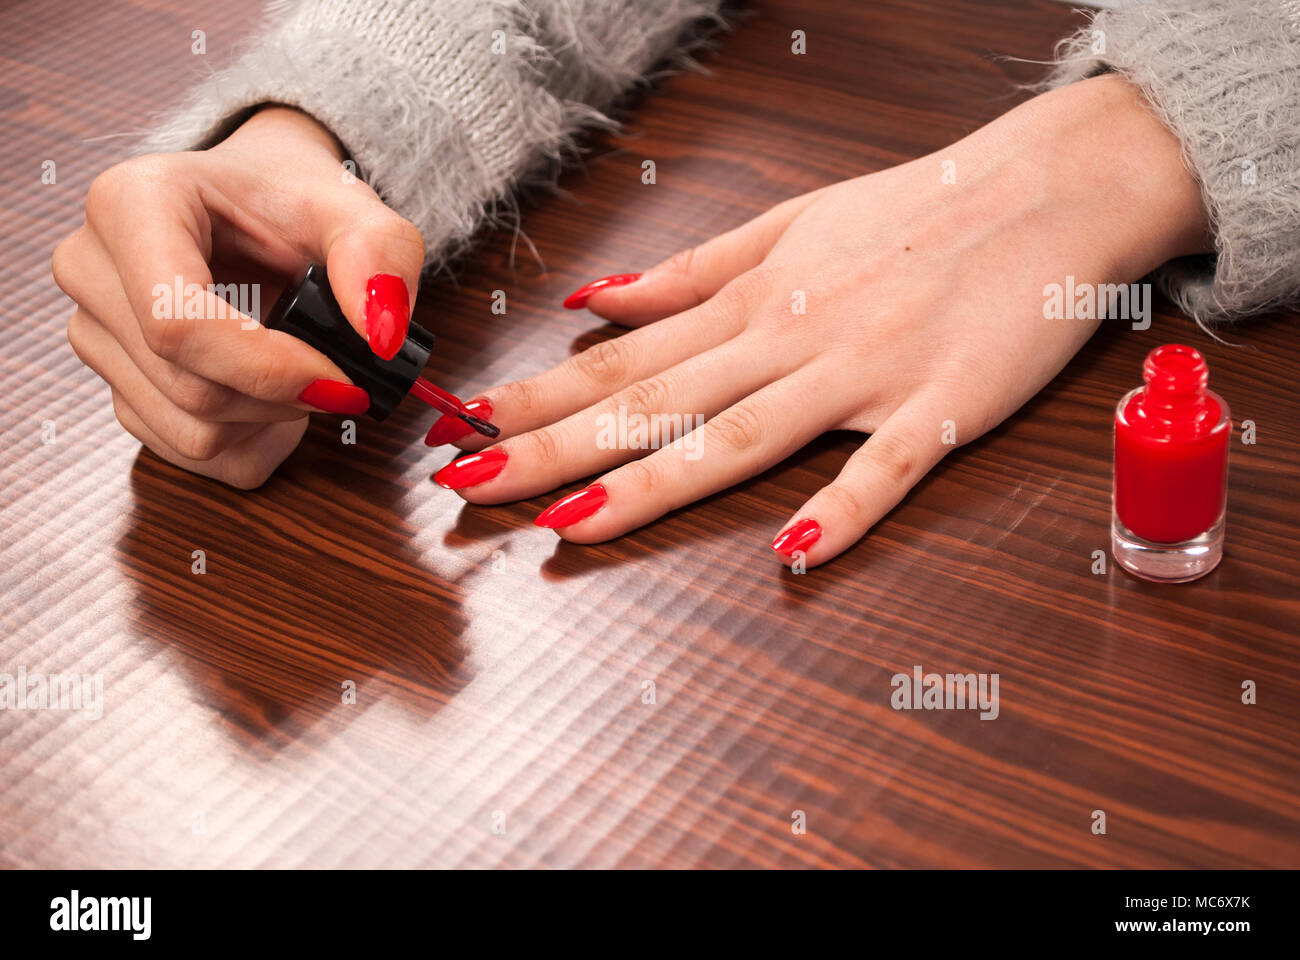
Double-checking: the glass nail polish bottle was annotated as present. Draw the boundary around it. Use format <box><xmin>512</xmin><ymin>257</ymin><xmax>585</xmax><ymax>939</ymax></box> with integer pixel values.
<box><xmin>1112</xmin><ymin>344</ymin><xmax>1231</xmax><ymax>582</ymax></box>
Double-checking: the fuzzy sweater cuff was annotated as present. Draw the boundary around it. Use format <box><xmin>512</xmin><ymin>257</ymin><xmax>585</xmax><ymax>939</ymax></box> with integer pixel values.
<box><xmin>1048</xmin><ymin>0</ymin><xmax>1300</xmax><ymax>322</ymax></box>
<box><xmin>142</xmin><ymin>0</ymin><xmax>723</xmax><ymax>270</ymax></box>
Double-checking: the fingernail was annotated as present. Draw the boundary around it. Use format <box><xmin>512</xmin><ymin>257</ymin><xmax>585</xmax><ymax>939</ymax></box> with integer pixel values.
<box><xmin>534</xmin><ymin>483</ymin><xmax>608</xmax><ymax>528</ymax></box>
<box><xmin>771</xmin><ymin>518</ymin><xmax>821</xmax><ymax>557</ymax></box>
<box><xmin>562</xmin><ymin>273</ymin><xmax>640</xmax><ymax>310</ymax></box>
<box><xmin>424</xmin><ymin>398</ymin><xmax>493</xmax><ymax>446</ymax></box>
<box><xmin>433</xmin><ymin>449</ymin><xmax>507</xmax><ymax>489</ymax></box>
<box><xmin>299</xmin><ymin>378</ymin><xmax>370</xmax><ymax>414</ymax></box>
<box><xmin>365</xmin><ymin>273</ymin><xmax>410</xmax><ymax>361</ymax></box>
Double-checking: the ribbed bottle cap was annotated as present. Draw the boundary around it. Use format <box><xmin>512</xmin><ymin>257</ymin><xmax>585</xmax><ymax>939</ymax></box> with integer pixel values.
<box><xmin>262</xmin><ymin>263</ymin><xmax>433</xmax><ymax>420</ymax></box>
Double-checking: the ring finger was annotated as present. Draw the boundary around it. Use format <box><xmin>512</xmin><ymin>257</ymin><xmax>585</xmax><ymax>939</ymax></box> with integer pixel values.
<box><xmin>536</xmin><ymin>362</ymin><xmax>852</xmax><ymax>541</ymax></box>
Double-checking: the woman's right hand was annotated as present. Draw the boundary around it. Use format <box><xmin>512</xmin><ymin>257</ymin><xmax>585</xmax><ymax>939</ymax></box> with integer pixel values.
<box><xmin>52</xmin><ymin>106</ymin><xmax>425</xmax><ymax>488</ymax></box>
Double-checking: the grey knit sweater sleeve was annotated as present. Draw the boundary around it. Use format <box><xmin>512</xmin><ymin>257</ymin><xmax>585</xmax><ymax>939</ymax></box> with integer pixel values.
<box><xmin>143</xmin><ymin>0</ymin><xmax>722</xmax><ymax>269</ymax></box>
<box><xmin>1048</xmin><ymin>0</ymin><xmax>1300</xmax><ymax>322</ymax></box>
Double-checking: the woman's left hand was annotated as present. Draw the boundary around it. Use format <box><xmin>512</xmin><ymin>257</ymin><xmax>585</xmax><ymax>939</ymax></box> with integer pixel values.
<box><xmin>431</xmin><ymin>75</ymin><xmax>1210</xmax><ymax>568</ymax></box>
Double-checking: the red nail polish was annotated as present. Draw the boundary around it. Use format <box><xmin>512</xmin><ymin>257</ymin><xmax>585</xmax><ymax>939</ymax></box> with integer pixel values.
<box><xmin>299</xmin><ymin>378</ymin><xmax>370</xmax><ymax>415</ymax></box>
<box><xmin>1113</xmin><ymin>344</ymin><xmax>1231</xmax><ymax>582</ymax></box>
<box><xmin>771</xmin><ymin>518</ymin><xmax>821</xmax><ymax>557</ymax></box>
<box><xmin>562</xmin><ymin>273</ymin><xmax>640</xmax><ymax>309</ymax></box>
<box><xmin>433</xmin><ymin>449</ymin><xmax>507</xmax><ymax>489</ymax></box>
<box><xmin>364</xmin><ymin>273</ymin><xmax>410</xmax><ymax>361</ymax></box>
<box><xmin>534</xmin><ymin>483</ymin><xmax>608</xmax><ymax>528</ymax></box>
<box><xmin>425</xmin><ymin>399</ymin><xmax>493</xmax><ymax>446</ymax></box>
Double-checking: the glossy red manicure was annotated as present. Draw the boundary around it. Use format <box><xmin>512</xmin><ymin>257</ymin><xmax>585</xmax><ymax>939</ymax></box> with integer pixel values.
<box><xmin>299</xmin><ymin>379</ymin><xmax>370</xmax><ymax>414</ymax></box>
<box><xmin>433</xmin><ymin>449</ymin><xmax>507</xmax><ymax>489</ymax></box>
<box><xmin>771</xmin><ymin>518</ymin><xmax>821</xmax><ymax>557</ymax></box>
<box><xmin>534</xmin><ymin>483</ymin><xmax>608</xmax><ymax>528</ymax></box>
<box><xmin>424</xmin><ymin>398</ymin><xmax>494</xmax><ymax>446</ymax></box>
<box><xmin>562</xmin><ymin>273</ymin><xmax>640</xmax><ymax>309</ymax></box>
<box><xmin>364</xmin><ymin>273</ymin><xmax>410</xmax><ymax>360</ymax></box>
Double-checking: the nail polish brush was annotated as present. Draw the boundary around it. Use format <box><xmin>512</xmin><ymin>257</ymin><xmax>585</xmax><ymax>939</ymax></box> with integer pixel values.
<box><xmin>408</xmin><ymin>377</ymin><xmax>499</xmax><ymax>438</ymax></box>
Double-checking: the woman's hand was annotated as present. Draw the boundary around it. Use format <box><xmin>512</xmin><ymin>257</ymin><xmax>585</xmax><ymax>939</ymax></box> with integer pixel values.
<box><xmin>432</xmin><ymin>75</ymin><xmax>1211</xmax><ymax>568</ymax></box>
<box><xmin>52</xmin><ymin>106</ymin><xmax>424</xmax><ymax>488</ymax></box>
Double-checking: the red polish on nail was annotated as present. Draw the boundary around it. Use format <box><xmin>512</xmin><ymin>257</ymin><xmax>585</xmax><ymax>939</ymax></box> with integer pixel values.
<box><xmin>425</xmin><ymin>399</ymin><xmax>494</xmax><ymax>446</ymax></box>
<box><xmin>534</xmin><ymin>483</ymin><xmax>608</xmax><ymax>528</ymax></box>
<box><xmin>1112</xmin><ymin>344</ymin><xmax>1231</xmax><ymax>582</ymax></box>
<box><xmin>433</xmin><ymin>449</ymin><xmax>507</xmax><ymax>489</ymax></box>
<box><xmin>299</xmin><ymin>378</ymin><xmax>371</xmax><ymax>415</ymax></box>
<box><xmin>771</xmin><ymin>518</ymin><xmax>821</xmax><ymax>557</ymax></box>
<box><xmin>562</xmin><ymin>273</ymin><xmax>640</xmax><ymax>309</ymax></box>
<box><xmin>364</xmin><ymin>273</ymin><xmax>410</xmax><ymax>361</ymax></box>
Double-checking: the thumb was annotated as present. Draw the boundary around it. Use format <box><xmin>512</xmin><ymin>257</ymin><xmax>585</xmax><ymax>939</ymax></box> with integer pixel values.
<box><xmin>570</xmin><ymin>189</ymin><xmax>822</xmax><ymax>327</ymax></box>
<box><xmin>309</xmin><ymin>182</ymin><xmax>426</xmax><ymax>360</ymax></box>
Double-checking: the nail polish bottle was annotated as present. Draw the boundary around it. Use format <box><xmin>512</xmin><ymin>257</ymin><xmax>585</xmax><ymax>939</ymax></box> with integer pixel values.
<box><xmin>264</xmin><ymin>263</ymin><xmax>497</xmax><ymax>436</ymax></box>
<box><xmin>264</xmin><ymin>263</ymin><xmax>434</xmax><ymax>420</ymax></box>
<box><xmin>1112</xmin><ymin>344</ymin><xmax>1231</xmax><ymax>582</ymax></box>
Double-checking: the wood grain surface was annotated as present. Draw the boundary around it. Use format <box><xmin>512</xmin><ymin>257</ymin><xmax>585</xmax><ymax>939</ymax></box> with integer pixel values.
<box><xmin>2</xmin><ymin>0</ymin><xmax>1297</xmax><ymax>869</ymax></box>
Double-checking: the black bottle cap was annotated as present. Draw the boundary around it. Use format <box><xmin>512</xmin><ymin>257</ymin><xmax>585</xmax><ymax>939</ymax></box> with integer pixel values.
<box><xmin>263</xmin><ymin>262</ymin><xmax>433</xmax><ymax>421</ymax></box>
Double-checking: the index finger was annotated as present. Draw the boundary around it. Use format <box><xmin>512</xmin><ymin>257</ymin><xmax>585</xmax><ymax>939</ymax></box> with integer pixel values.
<box><xmin>86</xmin><ymin>158</ymin><xmax>356</xmax><ymax>405</ymax></box>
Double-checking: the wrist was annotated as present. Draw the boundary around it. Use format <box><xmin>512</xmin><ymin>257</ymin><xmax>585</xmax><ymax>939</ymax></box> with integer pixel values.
<box><xmin>1021</xmin><ymin>75</ymin><xmax>1211</xmax><ymax>275</ymax></box>
<box><xmin>218</xmin><ymin>105</ymin><xmax>347</xmax><ymax>165</ymax></box>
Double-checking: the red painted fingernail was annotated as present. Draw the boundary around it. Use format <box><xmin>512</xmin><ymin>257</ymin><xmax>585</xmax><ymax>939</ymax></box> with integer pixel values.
<box><xmin>534</xmin><ymin>483</ymin><xmax>608</xmax><ymax>528</ymax></box>
<box><xmin>562</xmin><ymin>273</ymin><xmax>640</xmax><ymax>309</ymax></box>
<box><xmin>299</xmin><ymin>379</ymin><xmax>370</xmax><ymax>415</ymax></box>
<box><xmin>771</xmin><ymin>518</ymin><xmax>821</xmax><ymax>557</ymax></box>
<box><xmin>365</xmin><ymin>273</ymin><xmax>410</xmax><ymax>360</ymax></box>
<box><xmin>433</xmin><ymin>449</ymin><xmax>507</xmax><ymax>489</ymax></box>
<box><xmin>424</xmin><ymin>399</ymin><xmax>493</xmax><ymax>446</ymax></box>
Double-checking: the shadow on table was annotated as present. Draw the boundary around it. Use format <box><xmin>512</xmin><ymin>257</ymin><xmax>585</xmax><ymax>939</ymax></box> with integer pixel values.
<box><xmin>114</xmin><ymin>441</ymin><xmax>474</xmax><ymax>748</ymax></box>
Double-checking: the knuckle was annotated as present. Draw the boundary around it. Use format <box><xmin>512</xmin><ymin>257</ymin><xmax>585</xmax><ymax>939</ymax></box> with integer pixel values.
<box><xmin>224</xmin><ymin>457</ymin><xmax>276</xmax><ymax>491</ymax></box>
<box><xmin>386</xmin><ymin>217</ymin><xmax>426</xmax><ymax>261</ymax></box>
<box><xmin>714</xmin><ymin>265</ymin><xmax>775</xmax><ymax>313</ymax></box>
<box><xmin>609</xmin><ymin>374</ymin><xmax>670</xmax><ymax>413</ymax></box>
<box><xmin>172</xmin><ymin>417</ymin><xmax>227</xmax><ymax>462</ymax></box>
<box><xmin>497</xmin><ymin>376</ymin><xmax>543</xmax><ymax>419</ymax></box>
<box><xmin>84</xmin><ymin>168</ymin><xmax>123</xmax><ymax>223</ymax></box>
<box><xmin>616</xmin><ymin>455</ymin><xmax>664</xmax><ymax>494</ymax></box>
<box><xmin>869</xmin><ymin>431</ymin><xmax>920</xmax><ymax>484</ymax></box>
<box><xmin>109</xmin><ymin>392</ymin><xmax>142</xmax><ymax>440</ymax></box>
<box><xmin>244</xmin><ymin>360</ymin><xmax>291</xmax><ymax>402</ymax></box>
<box><xmin>346</xmin><ymin>208</ymin><xmax>425</xmax><ymax>266</ymax></box>
<box><xmin>142</xmin><ymin>312</ymin><xmax>190</xmax><ymax>362</ymax></box>
<box><xmin>167</xmin><ymin>370</ymin><xmax>231</xmax><ymax>418</ymax></box>
<box><xmin>661</xmin><ymin>245</ymin><xmax>699</xmax><ymax>281</ymax></box>
<box><xmin>518</xmin><ymin>428</ymin><xmax>564</xmax><ymax>470</ymax></box>
<box><xmin>85</xmin><ymin>155</ymin><xmax>169</xmax><ymax>222</ymax></box>
<box><xmin>821</xmin><ymin>483</ymin><xmax>867</xmax><ymax>524</ymax></box>
<box><xmin>65</xmin><ymin>310</ymin><xmax>91</xmax><ymax>360</ymax></box>
<box><xmin>569</xmin><ymin>337</ymin><xmax>635</xmax><ymax>389</ymax></box>
<box><xmin>50</xmin><ymin>232</ymin><xmax>83</xmax><ymax>298</ymax></box>
<box><xmin>224</xmin><ymin>419</ymin><xmax>304</xmax><ymax>489</ymax></box>
<box><xmin>709</xmin><ymin>402</ymin><xmax>767</xmax><ymax>453</ymax></box>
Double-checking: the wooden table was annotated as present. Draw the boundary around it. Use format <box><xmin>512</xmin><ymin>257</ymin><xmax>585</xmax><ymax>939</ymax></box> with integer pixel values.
<box><xmin>2</xmin><ymin>0</ymin><xmax>1297</xmax><ymax>869</ymax></box>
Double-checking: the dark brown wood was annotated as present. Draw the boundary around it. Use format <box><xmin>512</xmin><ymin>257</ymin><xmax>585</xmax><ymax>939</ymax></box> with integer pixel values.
<box><xmin>2</xmin><ymin>0</ymin><xmax>1297</xmax><ymax>868</ymax></box>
